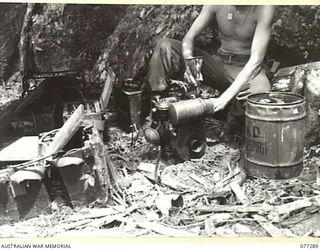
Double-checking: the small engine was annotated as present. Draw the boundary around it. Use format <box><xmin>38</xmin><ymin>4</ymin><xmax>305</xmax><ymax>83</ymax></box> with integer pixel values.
<box><xmin>143</xmin><ymin>81</ymin><xmax>219</xmax><ymax>161</ymax></box>
<box><xmin>143</xmin><ymin>56</ymin><xmax>221</xmax><ymax>161</ymax></box>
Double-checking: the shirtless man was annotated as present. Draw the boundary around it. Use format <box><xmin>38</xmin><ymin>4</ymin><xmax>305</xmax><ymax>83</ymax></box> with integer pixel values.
<box><xmin>147</xmin><ymin>5</ymin><xmax>275</xmax><ymax>141</ymax></box>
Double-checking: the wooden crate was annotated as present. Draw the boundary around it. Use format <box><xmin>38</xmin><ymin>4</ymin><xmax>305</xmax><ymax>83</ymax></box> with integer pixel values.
<box><xmin>0</xmin><ymin>180</ymin><xmax>51</xmax><ymax>225</ymax></box>
<box><xmin>62</xmin><ymin>68</ymin><xmax>115</xmax><ymax>134</ymax></box>
<box><xmin>63</xmin><ymin>100</ymin><xmax>105</xmax><ymax>132</ymax></box>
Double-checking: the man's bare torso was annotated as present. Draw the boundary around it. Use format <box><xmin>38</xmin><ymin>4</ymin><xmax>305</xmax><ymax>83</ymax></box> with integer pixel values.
<box><xmin>213</xmin><ymin>6</ymin><xmax>258</xmax><ymax>54</ymax></box>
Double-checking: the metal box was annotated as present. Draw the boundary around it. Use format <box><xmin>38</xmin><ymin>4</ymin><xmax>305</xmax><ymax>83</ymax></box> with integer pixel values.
<box><xmin>0</xmin><ymin>180</ymin><xmax>51</xmax><ymax>225</ymax></box>
<box><xmin>115</xmin><ymin>88</ymin><xmax>150</xmax><ymax>132</ymax></box>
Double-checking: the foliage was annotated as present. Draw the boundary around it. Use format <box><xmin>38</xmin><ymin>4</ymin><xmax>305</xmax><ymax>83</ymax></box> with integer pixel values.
<box><xmin>92</xmin><ymin>5</ymin><xmax>219</xmax><ymax>86</ymax></box>
<box><xmin>80</xmin><ymin>173</ymin><xmax>96</xmax><ymax>191</ymax></box>
<box><xmin>271</xmin><ymin>6</ymin><xmax>320</xmax><ymax>66</ymax></box>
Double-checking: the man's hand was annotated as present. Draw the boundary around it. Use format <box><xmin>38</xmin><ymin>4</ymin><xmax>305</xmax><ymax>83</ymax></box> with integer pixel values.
<box><xmin>184</xmin><ymin>56</ymin><xmax>204</xmax><ymax>88</ymax></box>
<box><xmin>211</xmin><ymin>96</ymin><xmax>229</xmax><ymax>113</ymax></box>
<box><xmin>184</xmin><ymin>64</ymin><xmax>198</xmax><ymax>86</ymax></box>
<box><xmin>211</xmin><ymin>88</ymin><xmax>250</xmax><ymax>113</ymax></box>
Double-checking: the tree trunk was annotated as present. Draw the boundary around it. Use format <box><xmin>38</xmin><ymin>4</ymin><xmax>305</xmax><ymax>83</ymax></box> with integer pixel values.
<box><xmin>19</xmin><ymin>3</ymin><xmax>35</xmax><ymax>97</ymax></box>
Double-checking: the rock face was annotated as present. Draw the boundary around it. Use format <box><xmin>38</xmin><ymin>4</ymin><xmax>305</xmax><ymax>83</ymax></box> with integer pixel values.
<box><xmin>30</xmin><ymin>4</ymin><xmax>126</xmax><ymax>73</ymax></box>
<box><xmin>0</xmin><ymin>3</ymin><xmax>126</xmax><ymax>84</ymax></box>
<box><xmin>0</xmin><ymin>3</ymin><xmax>126</xmax><ymax>106</ymax></box>
<box><xmin>271</xmin><ymin>61</ymin><xmax>320</xmax><ymax>147</ymax></box>
<box><xmin>91</xmin><ymin>5</ymin><xmax>217</xmax><ymax>86</ymax></box>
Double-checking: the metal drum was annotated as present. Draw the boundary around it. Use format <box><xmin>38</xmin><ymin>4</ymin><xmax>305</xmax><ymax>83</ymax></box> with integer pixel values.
<box><xmin>245</xmin><ymin>92</ymin><xmax>306</xmax><ymax>179</ymax></box>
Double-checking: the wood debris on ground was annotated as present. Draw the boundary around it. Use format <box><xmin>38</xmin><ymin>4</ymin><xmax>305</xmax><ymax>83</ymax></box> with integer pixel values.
<box><xmin>1</xmin><ymin>116</ymin><xmax>320</xmax><ymax>237</ymax></box>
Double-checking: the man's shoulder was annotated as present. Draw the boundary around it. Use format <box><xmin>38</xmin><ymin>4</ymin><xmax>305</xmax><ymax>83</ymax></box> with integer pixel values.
<box><xmin>203</xmin><ymin>5</ymin><xmax>223</xmax><ymax>14</ymax></box>
<box><xmin>255</xmin><ymin>6</ymin><xmax>275</xmax><ymax>14</ymax></box>
<box><xmin>204</xmin><ymin>5</ymin><xmax>273</xmax><ymax>15</ymax></box>
<box><xmin>255</xmin><ymin>6</ymin><xmax>275</xmax><ymax>22</ymax></box>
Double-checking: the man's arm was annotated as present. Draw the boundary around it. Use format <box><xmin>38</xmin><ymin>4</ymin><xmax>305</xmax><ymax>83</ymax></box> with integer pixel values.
<box><xmin>182</xmin><ymin>6</ymin><xmax>216</xmax><ymax>59</ymax></box>
<box><xmin>213</xmin><ymin>6</ymin><xmax>275</xmax><ymax>112</ymax></box>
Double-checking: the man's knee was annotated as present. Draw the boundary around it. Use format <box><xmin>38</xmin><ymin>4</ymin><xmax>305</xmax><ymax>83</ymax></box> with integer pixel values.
<box><xmin>147</xmin><ymin>38</ymin><xmax>181</xmax><ymax>93</ymax></box>
<box><xmin>252</xmin><ymin>83</ymin><xmax>271</xmax><ymax>94</ymax></box>
<box><xmin>149</xmin><ymin>38</ymin><xmax>174</xmax><ymax>66</ymax></box>
<box><xmin>249</xmin><ymin>73</ymin><xmax>271</xmax><ymax>94</ymax></box>
<box><xmin>153</xmin><ymin>38</ymin><xmax>181</xmax><ymax>57</ymax></box>
<box><xmin>155</xmin><ymin>38</ymin><xmax>175</xmax><ymax>50</ymax></box>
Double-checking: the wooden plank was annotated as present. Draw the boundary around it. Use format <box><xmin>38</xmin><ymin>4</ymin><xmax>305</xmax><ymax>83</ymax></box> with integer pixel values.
<box><xmin>45</xmin><ymin>104</ymin><xmax>84</xmax><ymax>156</ymax></box>
<box><xmin>136</xmin><ymin>221</ymin><xmax>198</xmax><ymax>237</ymax></box>
<box><xmin>230</xmin><ymin>182</ymin><xmax>294</xmax><ymax>237</ymax></box>
<box><xmin>0</xmin><ymin>136</ymin><xmax>39</xmax><ymax>162</ymax></box>
<box><xmin>161</xmin><ymin>176</ymin><xmax>203</xmax><ymax>192</ymax></box>
<box><xmin>195</xmin><ymin>204</ymin><xmax>272</xmax><ymax>214</ymax></box>
<box><xmin>252</xmin><ymin>214</ymin><xmax>292</xmax><ymax>237</ymax></box>
<box><xmin>59</xmin><ymin>205</ymin><xmax>138</xmax><ymax>229</ymax></box>
<box><xmin>276</xmin><ymin>198</ymin><xmax>314</xmax><ymax>216</ymax></box>
<box><xmin>60</xmin><ymin>219</ymin><xmax>93</xmax><ymax>230</ymax></box>
<box><xmin>197</xmin><ymin>194</ymin><xmax>320</xmax><ymax>216</ymax></box>
<box><xmin>100</xmin><ymin>67</ymin><xmax>115</xmax><ymax>112</ymax></box>
<box><xmin>229</xmin><ymin>182</ymin><xmax>250</xmax><ymax>204</ymax></box>
<box><xmin>204</xmin><ymin>218</ymin><xmax>216</xmax><ymax>236</ymax></box>
<box><xmin>85</xmin><ymin>214</ymin><xmax>126</xmax><ymax>228</ymax></box>
<box><xmin>194</xmin><ymin>213</ymin><xmax>232</xmax><ymax>223</ymax></box>
<box><xmin>189</xmin><ymin>173</ymin><xmax>207</xmax><ymax>186</ymax></box>
<box><xmin>63</xmin><ymin>207</ymin><xmax>120</xmax><ymax>223</ymax></box>
<box><xmin>88</xmin><ymin>125</ymin><xmax>117</xmax><ymax>202</ymax></box>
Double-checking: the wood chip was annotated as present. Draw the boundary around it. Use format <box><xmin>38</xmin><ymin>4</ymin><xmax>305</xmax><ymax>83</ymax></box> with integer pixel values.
<box><xmin>161</xmin><ymin>176</ymin><xmax>202</xmax><ymax>192</ymax></box>
<box><xmin>136</xmin><ymin>221</ymin><xmax>198</xmax><ymax>237</ymax></box>
<box><xmin>204</xmin><ymin>218</ymin><xmax>216</xmax><ymax>236</ymax></box>
<box><xmin>230</xmin><ymin>182</ymin><xmax>295</xmax><ymax>237</ymax></box>
<box><xmin>195</xmin><ymin>204</ymin><xmax>272</xmax><ymax>214</ymax></box>
<box><xmin>137</xmin><ymin>163</ymin><xmax>156</xmax><ymax>173</ymax></box>
<box><xmin>252</xmin><ymin>214</ymin><xmax>292</xmax><ymax>237</ymax></box>
<box><xmin>189</xmin><ymin>173</ymin><xmax>207</xmax><ymax>186</ymax></box>
<box><xmin>230</xmin><ymin>182</ymin><xmax>250</xmax><ymax>204</ymax></box>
